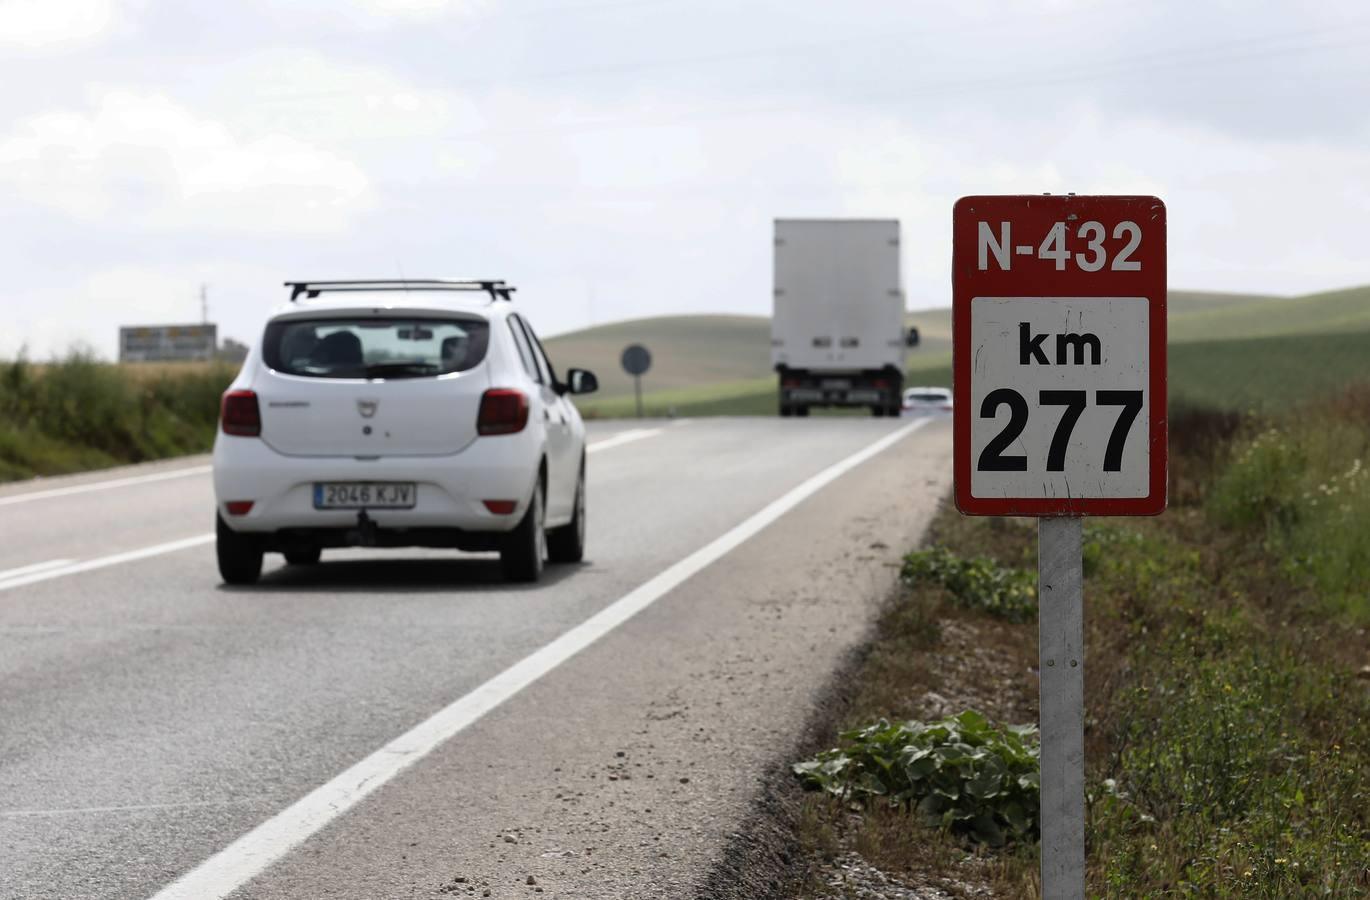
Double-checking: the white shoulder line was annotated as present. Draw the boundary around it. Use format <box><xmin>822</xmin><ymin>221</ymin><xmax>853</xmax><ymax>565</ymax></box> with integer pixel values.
<box><xmin>145</xmin><ymin>418</ymin><xmax>929</xmax><ymax>900</ymax></box>
<box><xmin>0</xmin><ymin>465</ymin><xmax>213</xmax><ymax>507</ymax></box>
<box><xmin>0</xmin><ymin>558</ymin><xmax>75</xmax><ymax>583</ymax></box>
<box><xmin>0</xmin><ymin>536</ymin><xmax>213</xmax><ymax>594</ymax></box>
<box><xmin>0</xmin><ymin>429</ymin><xmax>663</xmax><ymax>594</ymax></box>
<box><xmin>585</xmin><ymin>427</ymin><xmax>664</xmax><ymax>453</ymax></box>
<box><xmin>0</xmin><ymin>425</ymin><xmax>658</xmax><ymax>509</ymax></box>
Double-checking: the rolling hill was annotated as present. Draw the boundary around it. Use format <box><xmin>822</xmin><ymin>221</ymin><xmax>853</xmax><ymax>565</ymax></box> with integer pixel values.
<box><xmin>543</xmin><ymin>286</ymin><xmax>1370</xmax><ymax>415</ymax></box>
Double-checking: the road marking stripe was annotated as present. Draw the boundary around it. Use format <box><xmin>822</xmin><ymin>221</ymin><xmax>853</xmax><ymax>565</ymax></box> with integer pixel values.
<box><xmin>585</xmin><ymin>427</ymin><xmax>663</xmax><ymax>453</ymax></box>
<box><xmin>0</xmin><ymin>558</ymin><xmax>75</xmax><ymax>582</ymax></box>
<box><xmin>0</xmin><ymin>535</ymin><xmax>214</xmax><ymax>594</ymax></box>
<box><xmin>0</xmin><ymin>464</ymin><xmax>213</xmax><ymax>508</ymax></box>
<box><xmin>0</xmin><ymin>428</ymin><xmax>662</xmax><ymax>595</ymax></box>
<box><xmin>146</xmin><ymin>418</ymin><xmax>930</xmax><ymax>900</ymax></box>
<box><xmin>0</xmin><ymin>425</ymin><xmax>659</xmax><ymax>509</ymax></box>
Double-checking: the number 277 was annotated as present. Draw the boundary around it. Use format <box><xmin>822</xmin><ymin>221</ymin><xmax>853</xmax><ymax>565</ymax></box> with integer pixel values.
<box><xmin>978</xmin><ymin>389</ymin><xmax>1142</xmax><ymax>473</ymax></box>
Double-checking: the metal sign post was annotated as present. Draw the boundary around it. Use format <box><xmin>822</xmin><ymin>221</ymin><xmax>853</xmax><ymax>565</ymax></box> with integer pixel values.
<box><xmin>1038</xmin><ymin>516</ymin><xmax>1084</xmax><ymax>897</ymax></box>
<box><xmin>951</xmin><ymin>195</ymin><xmax>1167</xmax><ymax>899</ymax></box>
<box><xmin>620</xmin><ymin>344</ymin><xmax>652</xmax><ymax>419</ymax></box>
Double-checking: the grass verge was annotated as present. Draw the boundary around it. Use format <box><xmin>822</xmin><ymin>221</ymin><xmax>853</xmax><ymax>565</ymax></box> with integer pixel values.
<box><xmin>790</xmin><ymin>389</ymin><xmax>1370</xmax><ymax>898</ymax></box>
<box><xmin>0</xmin><ymin>353</ymin><xmax>234</xmax><ymax>482</ymax></box>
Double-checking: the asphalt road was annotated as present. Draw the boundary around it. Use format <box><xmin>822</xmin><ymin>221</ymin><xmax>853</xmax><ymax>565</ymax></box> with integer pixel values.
<box><xmin>0</xmin><ymin>416</ymin><xmax>952</xmax><ymax>900</ymax></box>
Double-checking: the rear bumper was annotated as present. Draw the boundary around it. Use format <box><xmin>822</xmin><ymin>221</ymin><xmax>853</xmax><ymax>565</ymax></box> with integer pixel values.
<box><xmin>252</xmin><ymin>523</ymin><xmax>503</xmax><ymax>554</ymax></box>
<box><xmin>212</xmin><ymin>431</ymin><xmax>539</xmax><ymax>536</ymax></box>
<box><xmin>778</xmin><ymin>368</ymin><xmax>903</xmax><ymax>408</ymax></box>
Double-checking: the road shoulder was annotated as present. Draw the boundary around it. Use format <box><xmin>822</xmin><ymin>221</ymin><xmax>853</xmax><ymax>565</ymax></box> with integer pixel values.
<box><xmin>233</xmin><ymin>420</ymin><xmax>952</xmax><ymax>899</ymax></box>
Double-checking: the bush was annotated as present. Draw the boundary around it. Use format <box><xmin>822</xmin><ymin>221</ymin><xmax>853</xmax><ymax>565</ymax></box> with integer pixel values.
<box><xmin>901</xmin><ymin>547</ymin><xmax>1036</xmax><ymax>622</ymax></box>
<box><xmin>793</xmin><ymin>710</ymin><xmax>1040</xmax><ymax>847</ymax></box>
<box><xmin>1209</xmin><ymin>420</ymin><xmax>1370</xmax><ymax>617</ymax></box>
<box><xmin>0</xmin><ymin>352</ymin><xmax>234</xmax><ymax>481</ymax></box>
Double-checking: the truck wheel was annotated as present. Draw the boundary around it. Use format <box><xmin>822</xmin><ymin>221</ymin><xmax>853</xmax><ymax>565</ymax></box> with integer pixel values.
<box><xmin>795</xmin><ymin>406</ymin><xmax>810</xmax><ymax>417</ymax></box>
<box><xmin>501</xmin><ymin>480</ymin><xmax>546</xmax><ymax>583</ymax></box>
<box><xmin>780</xmin><ymin>405</ymin><xmax>793</xmax><ymax>417</ymax></box>
<box><xmin>285</xmin><ymin>548</ymin><xmax>322</xmax><ymax>566</ymax></box>
<box><xmin>872</xmin><ymin>406</ymin><xmax>886</xmax><ymax>417</ymax></box>
<box><xmin>217</xmin><ymin>515</ymin><xmax>263</xmax><ymax>585</ymax></box>
<box><xmin>547</xmin><ymin>460</ymin><xmax>586</xmax><ymax>564</ymax></box>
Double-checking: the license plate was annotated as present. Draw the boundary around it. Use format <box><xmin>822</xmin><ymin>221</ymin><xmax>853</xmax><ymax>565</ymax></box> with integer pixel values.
<box><xmin>313</xmin><ymin>482</ymin><xmax>416</xmax><ymax>509</ymax></box>
<box><xmin>821</xmin><ymin>378</ymin><xmax>851</xmax><ymax>389</ymax></box>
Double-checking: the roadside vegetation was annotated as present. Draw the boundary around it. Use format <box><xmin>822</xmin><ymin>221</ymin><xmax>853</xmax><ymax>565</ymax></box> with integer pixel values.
<box><xmin>0</xmin><ymin>352</ymin><xmax>234</xmax><ymax>482</ymax></box>
<box><xmin>791</xmin><ymin>387</ymin><xmax>1370</xmax><ymax>898</ymax></box>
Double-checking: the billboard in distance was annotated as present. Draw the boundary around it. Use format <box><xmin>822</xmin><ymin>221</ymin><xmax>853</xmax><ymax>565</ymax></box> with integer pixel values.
<box><xmin>118</xmin><ymin>324</ymin><xmax>218</xmax><ymax>362</ymax></box>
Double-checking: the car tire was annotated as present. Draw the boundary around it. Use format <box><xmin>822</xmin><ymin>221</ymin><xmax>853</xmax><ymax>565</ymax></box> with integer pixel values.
<box><xmin>284</xmin><ymin>548</ymin><xmax>322</xmax><ymax>566</ymax></box>
<box><xmin>500</xmin><ymin>479</ymin><xmax>546</xmax><ymax>583</ymax></box>
<box><xmin>779</xmin><ymin>404</ymin><xmax>792</xmax><ymax>418</ymax></box>
<box><xmin>217</xmin><ymin>514</ymin><xmax>263</xmax><ymax>585</ymax></box>
<box><xmin>795</xmin><ymin>406</ymin><xmax>810</xmax><ymax>417</ymax></box>
<box><xmin>872</xmin><ymin>406</ymin><xmax>886</xmax><ymax>417</ymax></box>
<box><xmin>547</xmin><ymin>459</ymin><xmax>586</xmax><ymax>564</ymax></box>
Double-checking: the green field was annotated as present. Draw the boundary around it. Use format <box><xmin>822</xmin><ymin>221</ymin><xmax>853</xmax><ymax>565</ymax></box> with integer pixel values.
<box><xmin>3</xmin><ymin>284</ymin><xmax>1367</xmax><ymax>481</ymax></box>
<box><xmin>550</xmin><ymin>286</ymin><xmax>1370</xmax><ymax>417</ymax></box>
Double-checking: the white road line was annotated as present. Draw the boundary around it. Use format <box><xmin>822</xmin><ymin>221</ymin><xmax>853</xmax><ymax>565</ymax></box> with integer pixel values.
<box><xmin>0</xmin><ymin>558</ymin><xmax>75</xmax><ymax>582</ymax></box>
<box><xmin>0</xmin><ymin>428</ymin><xmax>663</xmax><ymax>595</ymax></box>
<box><xmin>0</xmin><ymin>535</ymin><xmax>214</xmax><ymax>594</ymax></box>
<box><xmin>0</xmin><ymin>464</ymin><xmax>212</xmax><ymax>508</ymax></box>
<box><xmin>146</xmin><ymin>418</ymin><xmax>930</xmax><ymax>900</ymax></box>
<box><xmin>0</xmin><ymin>426</ymin><xmax>656</xmax><ymax>509</ymax></box>
<box><xmin>585</xmin><ymin>427</ymin><xmax>664</xmax><ymax>454</ymax></box>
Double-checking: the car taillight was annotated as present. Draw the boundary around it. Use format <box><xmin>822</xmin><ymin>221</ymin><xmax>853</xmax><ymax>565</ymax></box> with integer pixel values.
<box><xmin>221</xmin><ymin>390</ymin><xmax>261</xmax><ymax>437</ymax></box>
<box><xmin>477</xmin><ymin>389</ymin><xmax>529</xmax><ymax>435</ymax></box>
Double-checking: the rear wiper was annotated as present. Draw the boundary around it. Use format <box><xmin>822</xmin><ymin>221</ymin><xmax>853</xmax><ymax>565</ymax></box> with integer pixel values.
<box><xmin>364</xmin><ymin>362</ymin><xmax>440</xmax><ymax>378</ymax></box>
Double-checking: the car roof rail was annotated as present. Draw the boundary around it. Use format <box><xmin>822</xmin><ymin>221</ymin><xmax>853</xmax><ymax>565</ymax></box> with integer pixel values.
<box><xmin>284</xmin><ymin>279</ymin><xmax>516</xmax><ymax>303</ymax></box>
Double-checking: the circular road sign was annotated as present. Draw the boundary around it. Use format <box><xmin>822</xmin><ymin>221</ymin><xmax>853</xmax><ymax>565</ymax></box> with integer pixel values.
<box><xmin>621</xmin><ymin>344</ymin><xmax>652</xmax><ymax>376</ymax></box>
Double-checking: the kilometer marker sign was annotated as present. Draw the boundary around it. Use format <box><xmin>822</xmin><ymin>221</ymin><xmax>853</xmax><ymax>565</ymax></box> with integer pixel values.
<box><xmin>952</xmin><ymin>194</ymin><xmax>1167</xmax><ymax>516</ymax></box>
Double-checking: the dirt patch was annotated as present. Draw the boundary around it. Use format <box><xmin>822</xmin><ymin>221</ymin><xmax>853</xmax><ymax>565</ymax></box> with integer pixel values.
<box><xmin>696</xmin><ymin>502</ymin><xmax>1039</xmax><ymax>900</ymax></box>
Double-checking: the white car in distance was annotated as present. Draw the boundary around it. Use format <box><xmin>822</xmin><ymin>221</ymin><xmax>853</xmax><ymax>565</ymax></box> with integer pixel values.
<box><xmin>213</xmin><ymin>279</ymin><xmax>598</xmax><ymax>585</ymax></box>
<box><xmin>902</xmin><ymin>386</ymin><xmax>953</xmax><ymax>416</ymax></box>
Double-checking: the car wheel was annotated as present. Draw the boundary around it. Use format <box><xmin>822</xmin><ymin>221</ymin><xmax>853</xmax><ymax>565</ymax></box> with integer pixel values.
<box><xmin>500</xmin><ymin>479</ymin><xmax>546</xmax><ymax>583</ymax></box>
<box><xmin>217</xmin><ymin>514</ymin><xmax>263</xmax><ymax>585</ymax></box>
<box><xmin>779</xmin><ymin>404</ymin><xmax>793</xmax><ymax>417</ymax></box>
<box><xmin>547</xmin><ymin>459</ymin><xmax>586</xmax><ymax>564</ymax></box>
<box><xmin>872</xmin><ymin>406</ymin><xmax>886</xmax><ymax>417</ymax></box>
<box><xmin>795</xmin><ymin>406</ymin><xmax>810</xmax><ymax>417</ymax></box>
<box><xmin>284</xmin><ymin>548</ymin><xmax>322</xmax><ymax>566</ymax></box>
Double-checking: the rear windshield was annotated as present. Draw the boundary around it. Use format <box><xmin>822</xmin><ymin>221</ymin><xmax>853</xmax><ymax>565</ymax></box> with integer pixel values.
<box><xmin>263</xmin><ymin>317</ymin><xmax>489</xmax><ymax>379</ymax></box>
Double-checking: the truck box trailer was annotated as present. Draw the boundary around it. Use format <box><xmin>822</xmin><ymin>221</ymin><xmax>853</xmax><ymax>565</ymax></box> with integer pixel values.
<box><xmin>771</xmin><ymin>219</ymin><xmax>910</xmax><ymax>417</ymax></box>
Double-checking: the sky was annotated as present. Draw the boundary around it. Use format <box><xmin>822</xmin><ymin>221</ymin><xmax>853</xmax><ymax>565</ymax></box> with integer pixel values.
<box><xmin>1</xmin><ymin>0</ymin><xmax>1368</xmax><ymax>358</ymax></box>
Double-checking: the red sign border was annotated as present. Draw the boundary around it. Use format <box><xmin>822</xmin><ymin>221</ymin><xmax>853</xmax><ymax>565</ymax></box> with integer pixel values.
<box><xmin>952</xmin><ymin>195</ymin><xmax>1167</xmax><ymax>517</ymax></box>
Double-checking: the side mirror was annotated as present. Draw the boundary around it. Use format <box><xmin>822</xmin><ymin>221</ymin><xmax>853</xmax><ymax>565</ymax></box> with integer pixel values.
<box><xmin>905</xmin><ymin>327</ymin><xmax>921</xmax><ymax>348</ymax></box>
<box><xmin>566</xmin><ymin>368</ymin><xmax>599</xmax><ymax>395</ymax></box>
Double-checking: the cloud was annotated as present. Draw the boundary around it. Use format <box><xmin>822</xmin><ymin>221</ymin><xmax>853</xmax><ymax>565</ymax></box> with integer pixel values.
<box><xmin>347</xmin><ymin>0</ymin><xmax>487</xmax><ymax>20</ymax></box>
<box><xmin>198</xmin><ymin>50</ymin><xmax>467</xmax><ymax>146</ymax></box>
<box><xmin>0</xmin><ymin>0</ymin><xmax>123</xmax><ymax>49</ymax></box>
<box><xmin>830</xmin><ymin>105</ymin><xmax>1370</xmax><ymax>306</ymax></box>
<box><xmin>0</xmin><ymin>260</ymin><xmax>285</xmax><ymax>360</ymax></box>
<box><xmin>0</xmin><ymin>90</ymin><xmax>372</xmax><ymax>233</ymax></box>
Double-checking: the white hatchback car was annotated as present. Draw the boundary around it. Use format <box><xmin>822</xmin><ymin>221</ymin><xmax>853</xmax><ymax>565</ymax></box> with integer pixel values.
<box><xmin>901</xmin><ymin>386</ymin><xmax>953</xmax><ymax>416</ymax></box>
<box><xmin>213</xmin><ymin>279</ymin><xmax>598</xmax><ymax>585</ymax></box>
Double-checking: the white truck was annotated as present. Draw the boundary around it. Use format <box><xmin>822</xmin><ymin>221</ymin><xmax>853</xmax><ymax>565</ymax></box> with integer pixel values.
<box><xmin>771</xmin><ymin>219</ymin><xmax>915</xmax><ymax>417</ymax></box>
